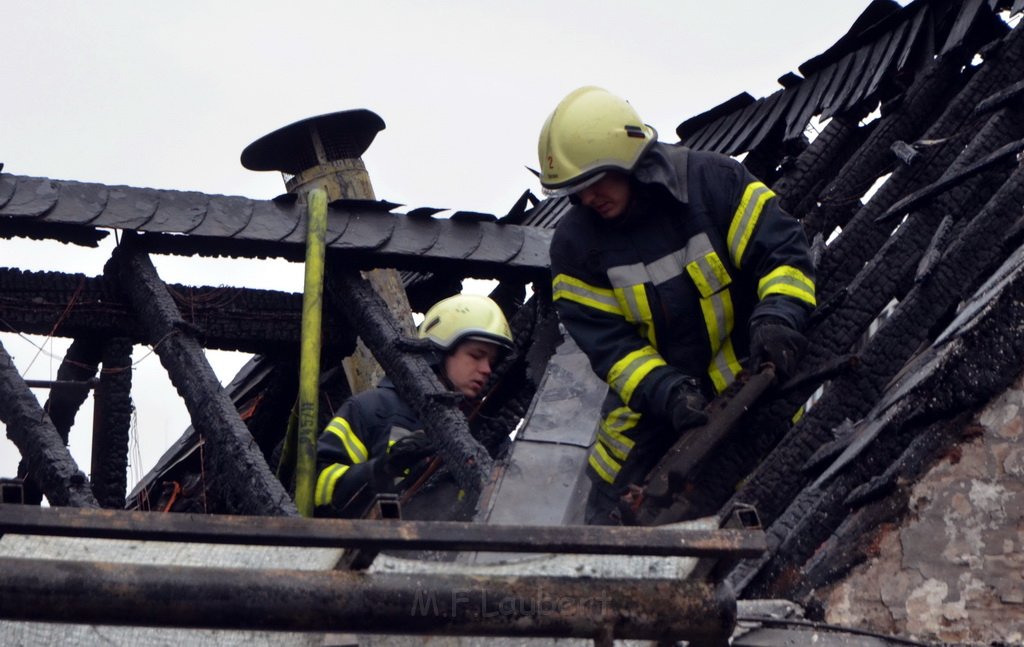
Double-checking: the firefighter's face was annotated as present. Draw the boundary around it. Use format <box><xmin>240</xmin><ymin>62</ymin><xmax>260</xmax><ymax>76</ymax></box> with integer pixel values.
<box><xmin>445</xmin><ymin>339</ymin><xmax>500</xmax><ymax>398</ymax></box>
<box><xmin>577</xmin><ymin>171</ymin><xmax>631</xmax><ymax>220</ymax></box>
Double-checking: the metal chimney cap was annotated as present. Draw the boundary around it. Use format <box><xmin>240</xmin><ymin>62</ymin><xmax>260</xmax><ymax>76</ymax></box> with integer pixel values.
<box><xmin>241</xmin><ymin>109</ymin><xmax>385</xmax><ymax>175</ymax></box>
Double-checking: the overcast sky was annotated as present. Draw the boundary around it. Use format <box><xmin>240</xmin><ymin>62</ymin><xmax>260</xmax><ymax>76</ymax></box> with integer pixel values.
<box><xmin>1</xmin><ymin>1</ymin><xmax>881</xmax><ymax>494</ymax></box>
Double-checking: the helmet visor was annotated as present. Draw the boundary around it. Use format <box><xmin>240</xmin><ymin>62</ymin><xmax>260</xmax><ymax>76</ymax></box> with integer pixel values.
<box><xmin>541</xmin><ymin>171</ymin><xmax>607</xmax><ymax>198</ymax></box>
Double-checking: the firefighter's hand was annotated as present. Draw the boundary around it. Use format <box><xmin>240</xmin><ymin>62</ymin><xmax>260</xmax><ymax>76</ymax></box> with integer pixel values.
<box><xmin>749</xmin><ymin>317</ymin><xmax>807</xmax><ymax>379</ymax></box>
<box><xmin>667</xmin><ymin>377</ymin><xmax>708</xmax><ymax>433</ymax></box>
<box><xmin>386</xmin><ymin>433</ymin><xmax>436</xmax><ymax>476</ymax></box>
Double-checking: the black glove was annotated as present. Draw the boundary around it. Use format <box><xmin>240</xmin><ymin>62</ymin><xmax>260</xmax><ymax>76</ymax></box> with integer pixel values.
<box><xmin>666</xmin><ymin>377</ymin><xmax>708</xmax><ymax>433</ymax></box>
<box><xmin>385</xmin><ymin>433</ymin><xmax>436</xmax><ymax>476</ymax></box>
<box><xmin>749</xmin><ymin>317</ymin><xmax>807</xmax><ymax>379</ymax></box>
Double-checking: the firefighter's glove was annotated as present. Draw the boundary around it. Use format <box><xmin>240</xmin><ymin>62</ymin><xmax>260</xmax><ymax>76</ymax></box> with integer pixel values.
<box><xmin>385</xmin><ymin>433</ymin><xmax>436</xmax><ymax>476</ymax></box>
<box><xmin>667</xmin><ymin>377</ymin><xmax>708</xmax><ymax>433</ymax></box>
<box><xmin>749</xmin><ymin>317</ymin><xmax>807</xmax><ymax>379</ymax></box>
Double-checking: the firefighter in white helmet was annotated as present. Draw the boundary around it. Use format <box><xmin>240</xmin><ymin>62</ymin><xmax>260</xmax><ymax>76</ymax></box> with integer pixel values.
<box><xmin>314</xmin><ymin>294</ymin><xmax>513</xmax><ymax>518</ymax></box>
<box><xmin>541</xmin><ymin>86</ymin><xmax>817</xmax><ymax>524</ymax></box>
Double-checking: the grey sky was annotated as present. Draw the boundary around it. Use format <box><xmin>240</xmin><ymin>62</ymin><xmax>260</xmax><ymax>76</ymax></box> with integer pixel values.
<box><xmin>0</xmin><ymin>1</ymin><xmax>880</xmax><ymax>491</ymax></box>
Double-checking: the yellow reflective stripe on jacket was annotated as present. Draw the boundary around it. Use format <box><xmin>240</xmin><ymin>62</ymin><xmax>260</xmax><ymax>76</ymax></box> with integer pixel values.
<box><xmin>758</xmin><ymin>266</ymin><xmax>816</xmax><ymax>307</ymax></box>
<box><xmin>314</xmin><ymin>463</ymin><xmax>350</xmax><ymax>507</ymax></box>
<box><xmin>588</xmin><ymin>442</ymin><xmax>622</xmax><ymax>484</ymax></box>
<box><xmin>697</xmin><ymin>280</ymin><xmax>741</xmax><ymax>394</ymax></box>
<box><xmin>685</xmin><ymin>249</ymin><xmax>731</xmax><ymax>298</ymax></box>
<box><xmin>596</xmin><ymin>406</ymin><xmax>640</xmax><ymax>461</ymax></box>
<box><xmin>552</xmin><ymin>273</ymin><xmax>621</xmax><ymax>316</ymax></box>
<box><xmin>607</xmin><ymin>346</ymin><xmax>667</xmax><ymax>405</ymax></box>
<box><xmin>709</xmin><ymin>336</ymin><xmax>741</xmax><ymax>394</ymax></box>
<box><xmin>325</xmin><ymin>417</ymin><xmax>368</xmax><ymax>464</ymax></box>
<box><xmin>612</xmin><ymin>284</ymin><xmax>657</xmax><ymax>347</ymax></box>
<box><xmin>728</xmin><ymin>181</ymin><xmax>775</xmax><ymax>268</ymax></box>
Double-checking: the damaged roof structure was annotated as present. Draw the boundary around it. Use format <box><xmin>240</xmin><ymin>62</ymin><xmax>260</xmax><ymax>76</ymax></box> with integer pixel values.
<box><xmin>3</xmin><ymin>0</ymin><xmax>1024</xmax><ymax>644</ymax></box>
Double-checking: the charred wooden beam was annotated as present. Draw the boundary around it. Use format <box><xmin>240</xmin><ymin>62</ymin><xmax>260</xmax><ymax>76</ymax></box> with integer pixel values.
<box><xmin>106</xmin><ymin>234</ymin><xmax>297</xmax><ymax>516</ymax></box>
<box><xmin>471</xmin><ymin>295</ymin><xmax>560</xmax><ymax>454</ymax></box>
<box><xmin>876</xmin><ymin>135</ymin><xmax>1024</xmax><ymax>224</ymax></box>
<box><xmin>0</xmin><ymin>267</ymin><xmax>352</xmax><ymax>355</ymax></box>
<box><xmin>721</xmin><ymin>109</ymin><xmax>1024</xmax><ymax>534</ymax></box>
<box><xmin>772</xmin><ymin>113</ymin><xmax>868</xmax><ymax>219</ymax></box>
<box><xmin>730</xmin><ymin>239</ymin><xmax>1024</xmax><ymax>596</ymax></box>
<box><xmin>0</xmin><ymin>173</ymin><xmax>552</xmax><ymax>280</ymax></box>
<box><xmin>0</xmin><ymin>339</ymin><xmax>98</xmax><ymax>508</ymax></box>
<box><xmin>41</xmin><ymin>336</ymin><xmax>102</xmax><ymax>442</ymax></box>
<box><xmin>0</xmin><ymin>556</ymin><xmax>736</xmax><ymax>643</ymax></box>
<box><xmin>0</xmin><ymin>504</ymin><xmax>766</xmax><ymax>558</ymax></box>
<box><xmin>819</xmin><ymin>22</ymin><xmax>1024</xmax><ymax>300</ymax></box>
<box><xmin>677</xmin><ymin>100</ymin><xmax>1024</xmax><ymax>531</ymax></box>
<box><xmin>794</xmin><ymin>415</ymin><xmax>969</xmax><ymax>601</ymax></box>
<box><xmin>89</xmin><ymin>337</ymin><xmax>133</xmax><ymax>509</ymax></box>
<box><xmin>17</xmin><ymin>335</ymin><xmax>103</xmax><ymax>505</ymax></box>
<box><xmin>800</xmin><ymin>49</ymin><xmax>967</xmax><ymax>243</ymax></box>
<box><xmin>325</xmin><ymin>267</ymin><xmax>493</xmax><ymax>498</ymax></box>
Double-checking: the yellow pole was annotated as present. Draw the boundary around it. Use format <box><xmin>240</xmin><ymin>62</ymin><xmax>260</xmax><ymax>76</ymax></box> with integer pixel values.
<box><xmin>294</xmin><ymin>188</ymin><xmax>328</xmax><ymax>517</ymax></box>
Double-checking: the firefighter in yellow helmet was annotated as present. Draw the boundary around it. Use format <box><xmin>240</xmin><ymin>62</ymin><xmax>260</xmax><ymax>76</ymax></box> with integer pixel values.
<box><xmin>541</xmin><ymin>86</ymin><xmax>817</xmax><ymax>524</ymax></box>
<box><xmin>314</xmin><ymin>294</ymin><xmax>513</xmax><ymax>518</ymax></box>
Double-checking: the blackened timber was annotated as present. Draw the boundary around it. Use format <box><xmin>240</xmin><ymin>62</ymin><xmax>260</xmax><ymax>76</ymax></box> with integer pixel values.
<box><xmin>325</xmin><ymin>267</ymin><xmax>493</xmax><ymax>497</ymax></box>
<box><xmin>876</xmin><ymin>135</ymin><xmax>1024</xmax><ymax>223</ymax></box>
<box><xmin>471</xmin><ymin>295</ymin><xmax>560</xmax><ymax>454</ymax></box>
<box><xmin>42</xmin><ymin>336</ymin><xmax>102</xmax><ymax>443</ymax></box>
<box><xmin>800</xmin><ymin>47</ymin><xmax>966</xmax><ymax>242</ymax></box>
<box><xmin>686</xmin><ymin>104</ymin><xmax>1023</xmax><ymax>528</ymax></box>
<box><xmin>725</xmin><ymin>156</ymin><xmax>1024</xmax><ymax>543</ymax></box>
<box><xmin>0</xmin><ymin>339</ymin><xmax>98</xmax><ymax>508</ymax></box>
<box><xmin>107</xmin><ymin>235</ymin><xmax>297</xmax><ymax>516</ymax></box>
<box><xmin>0</xmin><ymin>174</ymin><xmax>553</xmax><ymax>279</ymax></box>
<box><xmin>732</xmin><ymin>240</ymin><xmax>1024</xmax><ymax>596</ymax></box>
<box><xmin>0</xmin><ymin>505</ymin><xmax>766</xmax><ymax>557</ymax></box>
<box><xmin>819</xmin><ymin>22</ymin><xmax>1024</xmax><ymax>299</ymax></box>
<box><xmin>795</xmin><ymin>416</ymin><xmax>968</xmax><ymax>599</ymax></box>
<box><xmin>772</xmin><ymin>114</ymin><xmax>866</xmax><ymax>218</ymax></box>
<box><xmin>89</xmin><ymin>338</ymin><xmax>133</xmax><ymax>509</ymax></box>
<box><xmin>0</xmin><ymin>556</ymin><xmax>737</xmax><ymax>643</ymax></box>
<box><xmin>0</xmin><ymin>267</ymin><xmax>352</xmax><ymax>355</ymax></box>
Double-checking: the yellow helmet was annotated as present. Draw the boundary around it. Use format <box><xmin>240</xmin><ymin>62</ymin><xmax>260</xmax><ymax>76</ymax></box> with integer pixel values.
<box><xmin>418</xmin><ymin>294</ymin><xmax>513</xmax><ymax>351</ymax></box>
<box><xmin>537</xmin><ymin>86</ymin><xmax>657</xmax><ymax>197</ymax></box>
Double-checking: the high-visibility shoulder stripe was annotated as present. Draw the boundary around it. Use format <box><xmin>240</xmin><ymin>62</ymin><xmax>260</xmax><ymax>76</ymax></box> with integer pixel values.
<box><xmin>758</xmin><ymin>266</ymin><xmax>816</xmax><ymax>307</ymax></box>
<box><xmin>606</xmin><ymin>346</ymin><xmax>666</xmax><ymax>405</ymax></box>
<box><xmin>552</xmin><ymin>273</ymin><xmax>622</xmax><ymax>316</ymax></box>
<box><xmin>325</xmin><ymin>417</ymin><xmax>368</xmax><ymax>464</ymax></box>
<box><xmin>727</xmin><ymin>182</ymin><xmax>775</xmax><ymax>268</ymax></box>
<box><xmin>315</xmin><ymin>463</ymin><xmax>350</xmax><ymax>507</ymax></box>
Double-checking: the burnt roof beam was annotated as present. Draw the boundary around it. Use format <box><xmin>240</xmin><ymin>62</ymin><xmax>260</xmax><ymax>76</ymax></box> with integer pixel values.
<box><xmin>106</xmin><ymin>233</ymin><xmax>297</xmax><ymax>517</ymax></box>
<box><xmin>324</xmin><ymin>267</ymin><xmax>493</xmax><ymax>497</ymax></box>
<box><xmin>0</xmin><ymin>267</ymin><xmax>353</xmax><ymax>355</ymax></box>
<box><xmin>0</xmin><ymin>174</ymin><xmax>552</xmax><ymax>280</ymax></box>
<box><xmin>0</xmin><ymin>339</ymin><xmax>98</xmax><ymax>508</ymax></box>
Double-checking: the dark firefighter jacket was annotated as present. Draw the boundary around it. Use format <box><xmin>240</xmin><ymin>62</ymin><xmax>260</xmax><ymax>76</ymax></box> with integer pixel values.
<box><xmin>550</xmin><ymin>142</ymin><xmax>816</xmax><ymax>485</ymax></box>
<box><xmin>314</xmin><ymin>378</ymin><xmax>422</xmax><ymax>516</ymax></box>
